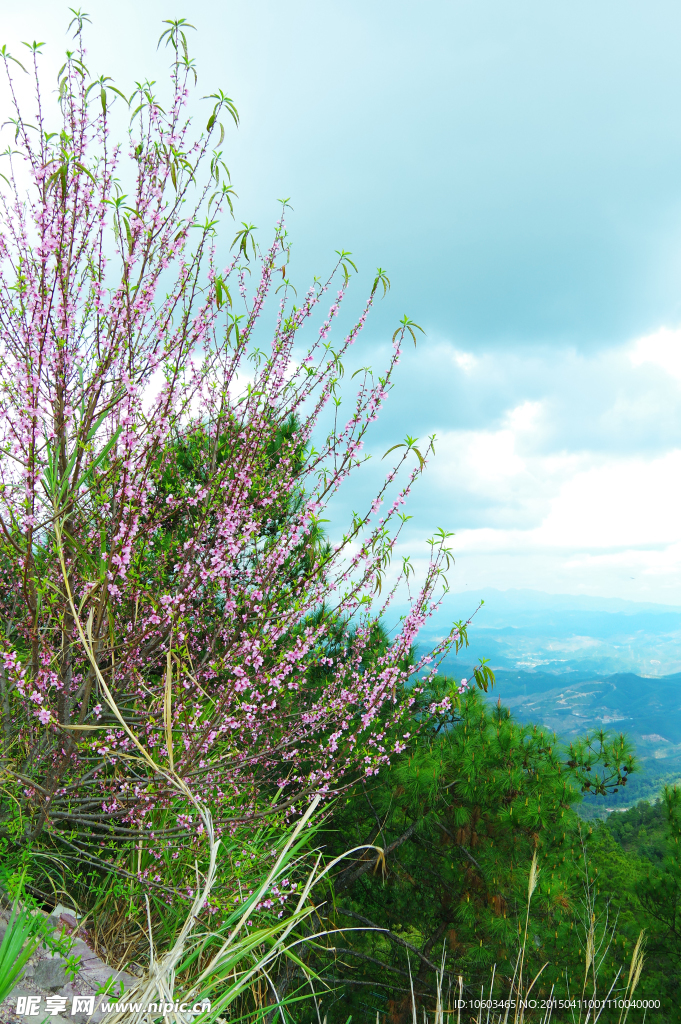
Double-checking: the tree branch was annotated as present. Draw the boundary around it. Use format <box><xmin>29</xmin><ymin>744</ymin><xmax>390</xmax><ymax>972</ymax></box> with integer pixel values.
<box><xmin>436</xmin><ymin>821</ymin><xmax>484</xmax><ymax>873</ymax></box>
<box><xmin>333</xmin><ymin>906</ymin><xmax>438</xmax><ymax>973</ymax></box>
<box><xmin>334</xmin><ymin>820</ymin><xmax>418</xmax><ymax>891</ymax></box>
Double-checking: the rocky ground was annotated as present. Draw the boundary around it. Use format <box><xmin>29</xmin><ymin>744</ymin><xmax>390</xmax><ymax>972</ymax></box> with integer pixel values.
<box><xmin>0</xmin><ymin>901</ymin><xmax>137</xmax><ymax>1024</ymax></box>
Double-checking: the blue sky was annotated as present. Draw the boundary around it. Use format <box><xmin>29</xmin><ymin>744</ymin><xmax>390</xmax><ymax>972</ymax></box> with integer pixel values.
<box><xmin>7</xmin><ymin>1</ymin><xmax>681</xmax><ymax>603</ymax></box>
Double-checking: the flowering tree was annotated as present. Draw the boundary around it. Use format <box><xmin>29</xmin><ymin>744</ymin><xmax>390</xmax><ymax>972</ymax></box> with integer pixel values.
<box><xmin>0</xmin><ymin>15</ymin><xmax>466</xmax><ymax>857</ymax></box>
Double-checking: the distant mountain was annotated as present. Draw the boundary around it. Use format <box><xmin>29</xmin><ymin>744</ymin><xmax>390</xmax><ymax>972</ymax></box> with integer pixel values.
<box><xmin>442</xmin><ymin>588</ymin><xmax>681</xmax><ymax>616</ymax></box>
<box><xmin>416</xmin><ymin>588</ymin><xmax>681</xmax><ymax>676</ymax></box>
<box><xmin>407</xmin><ymin>589</ymin><xmax>681</xmax><ymax>814</ymax></box>
<box><xmin>479</xmin><ymin>668</ymin><xmax>681</xmax><ymax>814</ymax></box>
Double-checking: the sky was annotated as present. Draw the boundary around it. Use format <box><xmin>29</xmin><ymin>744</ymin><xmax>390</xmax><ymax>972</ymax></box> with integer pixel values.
<box><xmin>5</xmin><ymin>0</ymin><xmax>681</xmax><ymax>604</ymax></box>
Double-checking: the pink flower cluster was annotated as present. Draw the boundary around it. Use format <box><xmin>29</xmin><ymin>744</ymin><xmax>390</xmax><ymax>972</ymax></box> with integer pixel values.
<box><xmin>0</xmin><ymin>26</ymin><xmax>464</xmax><ymax>845</ymax></box>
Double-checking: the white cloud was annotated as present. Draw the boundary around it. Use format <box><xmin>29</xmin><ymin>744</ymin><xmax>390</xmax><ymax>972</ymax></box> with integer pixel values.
<box><xmin>448</xmin><ymin>448</ymin><xmax>681</xmax><ymax>554</ymax></box>
<box><xmin>430</xmin><ymin>399</ymin><xmax>583</xmax><ymax>526</ymax></box>
<box><xmin>383</xmin><ymin>328</ymin><xmax>681</xmax><ymax>603</ymax></box>
<box><xmin>630</xmin><ymin>325</ymin><xmax>681</xmax><ymax>382</ymax></box>
<box><xmin>537</xmin><ymin>449</ymin><xmax>681</xmax><ymax>548</ymax></box>
<box><xmin>451</xmin><ymin>349</ymin><xmax>477</xmax><ymax>373</ymax></box>
<box><xmin>335</xmin><ymin>323</ymin><xmax>681</xmax><ymax>603</ymax></box>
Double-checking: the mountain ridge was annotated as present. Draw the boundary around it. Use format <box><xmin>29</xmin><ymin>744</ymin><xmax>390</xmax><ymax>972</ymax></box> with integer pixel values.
<box><xmin>464</xmin><ymin>666</ymin><xmax>681</xmax><ymax>814</ymax></box>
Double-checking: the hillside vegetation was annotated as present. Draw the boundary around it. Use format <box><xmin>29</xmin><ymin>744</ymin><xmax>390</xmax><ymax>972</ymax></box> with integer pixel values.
<box><xmin>0</xmin><ymin>15</ymin><xmax>678</xmax><ymax>1024</ymax></box>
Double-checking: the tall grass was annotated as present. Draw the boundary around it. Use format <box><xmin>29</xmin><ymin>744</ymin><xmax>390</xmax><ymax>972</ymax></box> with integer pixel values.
<box><xmin>399</xmin><ymin>851</ymin><xmax>646</xmax><ymax>1024</ymax></box>
<box><xmin>3</xmin><ymin>809</ymin><xmax>647</xmax><ymax>1024</ymax></box>
<box><xmin>0</xmin><ymin>896</ymin><xmax>52</xmax><ymax>1004</ymax></box>
<box><xmin>97</xmin><ymin>828</ymin><xmax>647</xmax><ymax>1024</ymax></box>
<box><xmin>99</xmin><ymin>798</ymin><xmax>379</xmax><ymax>1024</ymax></box>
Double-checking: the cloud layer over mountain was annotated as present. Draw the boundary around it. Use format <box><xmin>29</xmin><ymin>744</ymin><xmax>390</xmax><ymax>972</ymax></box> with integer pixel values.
<box><xmin>6</xmin><ymin>0</ymin><xmax>681</xmax><ymax>602</ymax></box>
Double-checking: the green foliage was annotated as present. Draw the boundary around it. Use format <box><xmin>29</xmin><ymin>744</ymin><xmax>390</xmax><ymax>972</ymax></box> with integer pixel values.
<box><xmin>0</xmin><ymin>898</ymin><xmax>52</xmax><ymax>1003</ymax></box>
<box><xmin>307</xmin><ymin>682</ymin><xmax>639</xmax><ymax>1022</ymax></box>
<box><xmin>587</xmin><ymin>788</ymin><xmax>681</xmax><ymax>1017</ymax></box>
<box><xmin>601</xmin><ymin>799</ymin><xmax>670</xmax><ymax>861</ymax></box>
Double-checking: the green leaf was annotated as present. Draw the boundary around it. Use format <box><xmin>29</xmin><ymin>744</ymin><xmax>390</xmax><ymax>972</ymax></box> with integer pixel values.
<box><xmin>158</xmin><ymin>19</ymin><xmax>196</xmax><ymax>51</ymax></box>
<box><xmin>382</xmin><ymin>443</ymin><xmax>406</xmax><ymax>460</ymax></box>
<box><xmin>204</xmin><ymin>90</ymin><xmax>239</xmax><ymax>128</ymax></box>
<box><xmin>67</xmin><ymin>8</ymin><xmax>91</xmax><ymax>38</ymax></box>
<box><xmin>85</xmin><ymin>410</ymin><xmax>108</xmax><ymax>443</ymax></box>
<box><xmin>371</xmin><ymin>267</ymin><xmax>391</xmax><ymax>299</ymax></box>
<box><xmin>335</xmin><ymin>249</ymin><xmax>358</xmax><ymax>287</ymax></box>
<box><xmin>74</xmin><ymin>161</ymin><xmax>96</xmax><ymax>185</ymax></box>
<box><xmin>392</xmin><ymin>316</ymin><xmax>426</xmax><ymax>347</ymax></box>
<box><xmin>0</xmin><ymin>46</ymin><xmax>27</xmax><ymax>73</ymax></box>
<box><xmin>215</xmin><ymin>277</ymin><xmax>231</xmax><ymax>310</ymax></box>
<box><xmin>231</xmin><ymin>222</ymin><xmax>257</xmax><ymax>260</ymax></box>
<box><xmin>81</xmin><ymin>426</ymin><xmax>123</xmax><ymax>485</ymax></box>
<box><xmin>107</xmin><ymin>85</ymin><xmax>129</xmax><ymax>105</ymax></box>
<box><xmin>0</xmin><ymin>902</ymin><xmax>52</xmax><ymax>1004</ymax></box>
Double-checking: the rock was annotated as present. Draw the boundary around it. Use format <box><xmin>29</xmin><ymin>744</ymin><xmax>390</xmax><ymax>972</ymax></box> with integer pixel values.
<box><xmin>33</xmin><ymin>957</ymin><xmax>68</xmax><ymax>990</ymax></box>
<box><xmin>0</xmin><ymin>900</ymin><xmax>136</xmax><ymax>1024</ymax></box>
<box><xmin>5</xmin><ymin>990</ymin><xmax>72</xmax><ymax>1023</ymax></box>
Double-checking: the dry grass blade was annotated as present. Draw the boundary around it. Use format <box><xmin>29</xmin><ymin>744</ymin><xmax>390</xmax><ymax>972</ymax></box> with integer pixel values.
<box><xmin>527</xmin><ymin>851</ymin><xmax>540</xmax><ymax>900</ymax></box>
<box><xmin>397</xmin><ymin>843</ymin><xmax>646</xmax><ymax>1024</ymax></box>
<box><xmin>513</xmin><ymin>850</ymin><xmax>540</xmax><ymax>1024</ymax></box>
<box><xmin>164</xmin><ymin>649</ymin><xmax>174</xmax><ymax>773</ymax></box>
<box><xmin>98</xmin><ymin>796</ymin><xmax>372</xmax><ymax>1024</ymax></box>
<box><xmin>617</xmin><ymin>931</ymin><xmax>645</xmax><ymax>1024</ymax></box>
<box><xmin>98</xmin><ymin>802</ymin><xmax>222</xmax><ymax>1024</ymax></box>
<box><xmin>408</xmin><ymin>953</ymin><xmax>417</xmax><ymax>1024</ymax></box>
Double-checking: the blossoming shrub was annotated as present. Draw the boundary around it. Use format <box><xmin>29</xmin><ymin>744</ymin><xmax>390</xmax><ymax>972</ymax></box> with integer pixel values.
<box><xmin>0</xmin><ymin>18</ymin><xmax>465</xmax><ymax>864</ymax></box>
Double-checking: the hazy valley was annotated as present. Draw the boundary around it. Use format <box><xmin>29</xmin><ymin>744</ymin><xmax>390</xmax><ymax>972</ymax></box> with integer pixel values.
<box><xmin>426</xmin><ymin>589</ymin><xmax>681</xmax><ymax>813</ymax></box>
